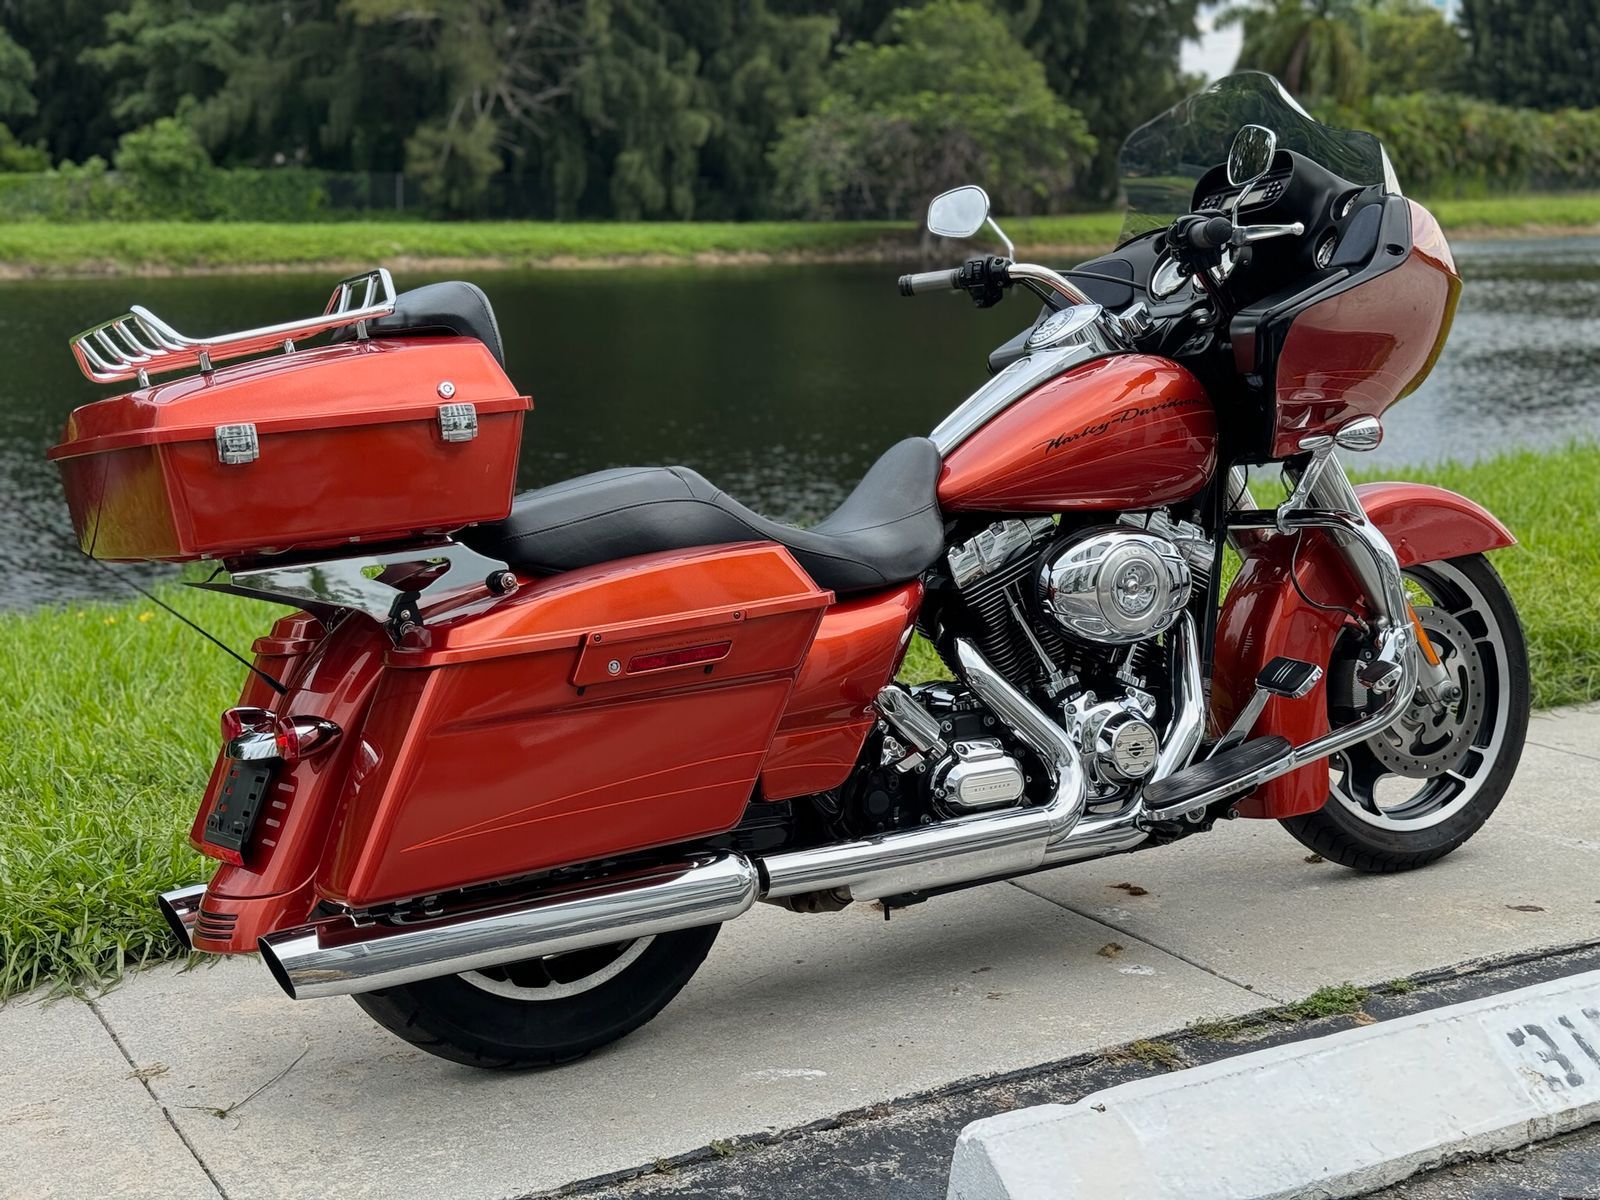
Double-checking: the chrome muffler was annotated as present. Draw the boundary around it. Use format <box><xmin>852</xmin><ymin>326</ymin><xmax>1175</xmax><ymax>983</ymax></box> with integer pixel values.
<box><xmin>158</xmin><ymin>882</ymin><xmax>209</xmax><ymax>951</ymax></box>
<box><xmin>260</xmin><ymin>637</ymin><xmax>1094</xmax><ymax>1000</ymax></box>
<box><xmin>260</xmin><ymin>854</ymin><xmax>760</xmax><ymax>1000</ymax></box>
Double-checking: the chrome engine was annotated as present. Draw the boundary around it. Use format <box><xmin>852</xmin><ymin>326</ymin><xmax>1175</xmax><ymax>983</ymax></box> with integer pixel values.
<box><xmin>917</xmin><ymin>511</ymin><xmax>1216</xmax><ymax>809</ymax></box>
<box><xmin>1038</xmin><ymin>527</ymin><xmax>1193</xmax><ymax>644</ymax></box>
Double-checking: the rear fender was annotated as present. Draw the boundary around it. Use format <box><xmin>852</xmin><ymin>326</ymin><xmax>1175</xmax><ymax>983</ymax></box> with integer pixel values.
<box><xmin>188</xmin><ymin>614</ymin><xmax>391</xmax><ymax>952</ymax></box>
<box><xmin>1215</xmin><ymin>483</ymin><xmax>1515</xmax><ymax>819</ymax></box>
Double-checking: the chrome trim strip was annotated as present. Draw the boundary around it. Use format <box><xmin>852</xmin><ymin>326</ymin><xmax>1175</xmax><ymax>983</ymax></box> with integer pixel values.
<box><xmin>1151</xmin><ymin>614</ymin><xmax>1205</xmax><ymax>783</ymax></box>
<box><xmin>929</xmin><ymin>339</ymin><xmax>1118</xmax><ymax>454</ymax></box>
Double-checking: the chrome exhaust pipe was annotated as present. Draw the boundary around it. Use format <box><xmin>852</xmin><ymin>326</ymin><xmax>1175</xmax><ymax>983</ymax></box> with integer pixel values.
<box><xmin>259</xmin><ymin>853</ymin><xmax>759</xmax><ymax>1000</ymax></box>
<box><xmin>1041</xmin><ymin>613</ymin><xmax>1205</xmax><ymax>867</ymax></box>
<box><xmin>261</xmin><ymin>639</ymin><xmax>1093</xmax><ymax>999</ymax></box>
<box><xmin>761</xmin><ymin>636</ymin><xmax>1088</xmax><ymax>901</ymax></box>
<box><xmin>158</xmin><ymin>883</ymin><xmax>209</xmax><ymax>951</ymax></box>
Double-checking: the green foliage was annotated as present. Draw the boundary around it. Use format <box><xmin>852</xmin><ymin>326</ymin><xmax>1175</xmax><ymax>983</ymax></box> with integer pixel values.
<box><xmin>771</xmin><ymin>1</ymin><xmax>1095</xmax><ymax>220</ymax></box>
<box><xmin>2</xmin><ymin>0</ymin><xmax>1600</xmax><ymax>220</ymax></box>
<box><xmin>0</xmin><ymin>26</ymin><xmax>38</xmax><ymax>121</ymax></box>
<box><xmin>406</xmin><ymin>115</ymin><xmax>503</xmax><ymax>214</ymax></box>
<box><xmin>1460</xmin><ymin>0</ymin><xmax>1600</xmax><ymax>112</ymax></box>
<box><xmin>1365</xmin><ymin>0</ymin><xmax>1467</xmax><ymax>95</ymax></box>
<box><xmin>1338</xmin><ymin>93</ymin><xmax>1600</xmax><ymax>195</ymax></box>
<box><xmin>1218</xmin><ymin>0</ymin><xmax>1368</xmax><ymax>106</ymax></box>
<box><xmin>0</xmin><ymin>124</ymin><xmax>49</xmax><ymax>172</ymax></box>
<box><xmin>0</xmin><ymin>165</ymin><xmax>333</xmax><ymax>223</ymax></box>
<box><xmin>0</xmin><ymin>588</ymin><xmax>281</xmax><ymax>998</ymax></box>
<box><xmin>111</xmin><ymin>117</ymin><xmax>230</xmax><ymax>218</ymax></box>
<box><xmin>996</xmin><ymin>0</ymin><xmax>1202</xmax><ymax>203</ymax></box>
<box><xmin>1274</xmin><ymin>983</ymin><xmax>1370</xmax><ymax>1019</ymax></box>
<box><xmin>81</xmin><ymin>0</ymin><xmax>252</xmax><ymax>130</ymax></box>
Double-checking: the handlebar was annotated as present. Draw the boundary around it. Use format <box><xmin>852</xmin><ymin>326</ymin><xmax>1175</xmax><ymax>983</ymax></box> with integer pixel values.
<box><xmin>1173</xmin><ymin>214</ymin><xmax>1236</xmax><ymax>252</ymax></box>
<box><xmin>897</xmin><ymin>268</ymin><xmax>963</xmax><ymax>296</ymax></box>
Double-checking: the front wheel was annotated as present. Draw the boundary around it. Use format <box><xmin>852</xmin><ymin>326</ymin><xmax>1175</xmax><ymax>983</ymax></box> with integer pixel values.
<box><xmin>353</xmin><ymin>924</ymin><xmax>721</xmax><ymax>1069</ymax></box>
<box><xmin>1281</xmin><ymin>553</ymin><xmax>1529</xmax><ymax>873</ymax></box>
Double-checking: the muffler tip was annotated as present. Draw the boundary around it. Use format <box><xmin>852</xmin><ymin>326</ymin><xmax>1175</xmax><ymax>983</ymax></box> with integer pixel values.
<box><xmin>256</xmin><ymin>934</ymin><xmax>301</xmax><ymax>1000</ymax></box>
<box><xmin>157</xmin><ymin>883</ymin><xmax>209</xmax><ymax>952</ymax></box>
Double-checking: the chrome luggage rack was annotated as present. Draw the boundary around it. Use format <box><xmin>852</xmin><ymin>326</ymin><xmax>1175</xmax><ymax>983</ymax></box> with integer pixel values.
<box><xmin>69</xmin><ymin>267</ymin><xmax>397</xmax><ymax>386</ymax></box>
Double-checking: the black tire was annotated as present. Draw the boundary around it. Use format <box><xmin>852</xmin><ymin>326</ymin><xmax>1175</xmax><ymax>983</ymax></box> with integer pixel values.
<box><xmin>352</xmin><ymin>924</ymin><xmax>720</xmax><ymax>1069</ymax></box>
<box><xmin>1281</xmin><ymin>553</ymin><xmax>1530</xmax><ymax>873</ymax></box>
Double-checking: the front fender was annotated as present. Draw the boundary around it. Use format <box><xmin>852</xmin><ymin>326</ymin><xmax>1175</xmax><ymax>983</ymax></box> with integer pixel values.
<box><xmin>1214</xmin><ymin>483</ymin><xmax>1516</xmax><ymax>819</ymax></box>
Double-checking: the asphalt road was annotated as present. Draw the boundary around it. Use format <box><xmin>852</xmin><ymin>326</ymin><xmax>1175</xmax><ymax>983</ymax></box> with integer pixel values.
<box><xmin>1367</xmin><ymin>1123</ymin><xmax>1600</xmax><ymax>1199</ymax></box>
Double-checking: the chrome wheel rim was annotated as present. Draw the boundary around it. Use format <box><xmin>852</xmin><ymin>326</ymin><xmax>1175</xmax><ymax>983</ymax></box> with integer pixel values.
<box><xmin>1329</xmin><ymin>560</ymin><xmax>1511</xmax><ymax>832</ymax></box>
<box><xmin>459</xmin><ymin>937</ymin><xmax>654</xmax><ymax>1001</ymax></box>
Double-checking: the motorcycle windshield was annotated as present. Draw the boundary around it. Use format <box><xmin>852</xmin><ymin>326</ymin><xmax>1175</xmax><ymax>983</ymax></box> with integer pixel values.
<box><xmin>1116</xmin><ymin>71</ymin><xmax>1398</xmax><ymax>245</ymax></box>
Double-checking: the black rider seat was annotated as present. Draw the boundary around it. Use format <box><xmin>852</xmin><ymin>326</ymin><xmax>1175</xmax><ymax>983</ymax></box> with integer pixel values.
<box><xmin>462</xmin><ymin>437</ymin><xmax>945</xmax><ymax>596</ymax></box>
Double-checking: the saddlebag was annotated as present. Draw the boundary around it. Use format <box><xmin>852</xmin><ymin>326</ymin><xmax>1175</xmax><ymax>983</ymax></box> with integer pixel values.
<box><xmin>317</xmin><ymin>542</ymin><xmax>832</xmax><ymax>908</ymax></box>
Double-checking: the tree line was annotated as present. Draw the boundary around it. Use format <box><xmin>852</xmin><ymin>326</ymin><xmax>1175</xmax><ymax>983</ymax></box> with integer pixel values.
<box><xmin>0</xmin><ymin>0</ymin><xmax>1593</xmax><ymax>221</ymax></box>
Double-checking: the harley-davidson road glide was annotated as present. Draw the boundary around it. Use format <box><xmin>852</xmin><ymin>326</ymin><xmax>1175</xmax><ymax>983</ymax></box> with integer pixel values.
<box><xmin>50</xmin><ymin>74</ymin><xmax>1527</xmax><ymax>1067</ymax></box>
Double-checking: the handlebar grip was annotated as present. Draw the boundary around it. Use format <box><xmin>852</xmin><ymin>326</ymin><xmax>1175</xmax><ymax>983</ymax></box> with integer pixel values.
<box><xmin>1178</xmin><ymin>215</ymin><xmax>1236</xmax><ymax>251</ymax></box>
<box><xmin>897</xmin><ymin>267</ymin><xmax>962</xmax><ymax>297</ymax></box>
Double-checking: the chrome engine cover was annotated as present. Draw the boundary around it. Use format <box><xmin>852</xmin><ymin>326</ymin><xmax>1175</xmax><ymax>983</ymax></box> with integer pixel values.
<box><xmin>1037</xmin><ymin>527</ymin><xmax>1192</xmax><ymax>645</ymax></box>
<box><xmin>932</xmin><ymin>738</ymin><xmax>1026</xmax><ymax>814</ymax></box>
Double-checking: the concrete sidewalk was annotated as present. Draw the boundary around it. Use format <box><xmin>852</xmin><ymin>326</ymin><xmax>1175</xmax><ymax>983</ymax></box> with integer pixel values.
<box><xmin>3</xmin><ymin>704</ymin><xmax>1597</xmax><ymax>1200</ymax></box>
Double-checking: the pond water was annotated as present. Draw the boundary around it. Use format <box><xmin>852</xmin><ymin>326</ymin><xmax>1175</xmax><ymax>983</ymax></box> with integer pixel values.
<box><xmin>2</xmin><ymin>235</ymin><xmax>1597</xmax><ymax>609</ymax></box>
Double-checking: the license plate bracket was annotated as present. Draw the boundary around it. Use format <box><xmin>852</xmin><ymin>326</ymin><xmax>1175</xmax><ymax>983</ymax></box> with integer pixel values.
<box><xmin>202</xmin><ymin>758</ymin><xmax>275</xmax><ymax>859</ymax></box>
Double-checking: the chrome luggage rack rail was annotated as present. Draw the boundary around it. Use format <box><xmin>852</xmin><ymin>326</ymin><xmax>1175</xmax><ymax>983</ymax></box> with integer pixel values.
<box><xmin>69</xmin><ymin>267</ymin><xmax>397</xmax><ymax>385</ymax></box>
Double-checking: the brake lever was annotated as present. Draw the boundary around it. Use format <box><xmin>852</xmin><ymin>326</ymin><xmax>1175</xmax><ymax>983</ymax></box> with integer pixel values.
<box><xmin>1231</xmin><ymin>221</ymin><xmax>1306</xmax><ymax>245</ymax></box>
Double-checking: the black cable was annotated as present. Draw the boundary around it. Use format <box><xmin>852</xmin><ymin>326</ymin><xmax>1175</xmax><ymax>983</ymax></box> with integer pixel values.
<box><xmin>25</xmin><ymin>492</ymin><xmax>288</xmax><ymax>694</ymax></box>
<box><xmin>79</xmin><ymin>553</ymin><xmax>289</xmax><ymax>694</ymax></box>
<box><xmin>1054</xmin><ymin>268</ymin><xmax>1152</xmax><ymax>295</ymax></box>
<box><xmin>1288</xmin><ymin>529</ymin><xmax>1365</xmax><ymax>629</ymax></box>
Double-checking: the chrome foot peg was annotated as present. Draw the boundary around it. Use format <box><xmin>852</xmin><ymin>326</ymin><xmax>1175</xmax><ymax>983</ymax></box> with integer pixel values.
<box><xmin>1211</xmin><ymin>657</ymin><xmax>1323</xmax><ymax>758</ymax></box>
<box><xmin>1144</xmin><ymin>735</ymin><xmax>1294</xmax><ymax>821</ymax></box>
<box><xmin>1356</xmin><ymin>658</ymin><xmax>1404</xmax><ymax>695</ymax></box>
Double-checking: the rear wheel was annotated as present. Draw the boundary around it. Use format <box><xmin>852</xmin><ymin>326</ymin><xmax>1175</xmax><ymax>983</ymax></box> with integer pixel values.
<box><xmin>353</xmin><ymin>924</ymin><xmax>720</xmax><ymax>1069</ymax></box>
<box><xmin>1281</xmin><ymin>554</ymin><xmax>1529</xmax><ymax>872</ymax></box>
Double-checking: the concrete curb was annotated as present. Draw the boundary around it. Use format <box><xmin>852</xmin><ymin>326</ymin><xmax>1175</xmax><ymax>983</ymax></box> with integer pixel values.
<box><xmin>948</xmin><ymin>968</ymin><xmax>1600</xmax><ymax>1200</ymax></box>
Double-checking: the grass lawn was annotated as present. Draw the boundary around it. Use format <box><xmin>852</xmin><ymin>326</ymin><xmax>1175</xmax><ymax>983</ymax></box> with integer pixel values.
<box><xmin>0</xmin><ymin>193</ymin><xmax>1596</xmax><ymax>276</ymax></box>
<box><xmin>1</xmin><ymin>442</ymin><xmax>1595</xmax><ymax>999</ymax></box>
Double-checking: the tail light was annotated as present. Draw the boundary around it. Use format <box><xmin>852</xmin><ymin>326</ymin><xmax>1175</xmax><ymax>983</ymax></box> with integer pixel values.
<box><xmin>222</xmin><ymin>708</ymin><xmax>341</xmax><ymax>763</ymax></box>
<box><xmin>273</xmin><ymin>716</ymin><xmax>341</xmax><ymax>763</ymax></box>
<box><xmin>221</xmin><ymin>706</ymin><xmax>273</xmax><ymax>742</ymax></box>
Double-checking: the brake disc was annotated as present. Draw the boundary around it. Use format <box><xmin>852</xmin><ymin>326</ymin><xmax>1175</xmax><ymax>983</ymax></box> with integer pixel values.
<box><xmin>1369</xmin><ymin>605</ymin><xmax>1485</xmax><ymax>779</ymax></box>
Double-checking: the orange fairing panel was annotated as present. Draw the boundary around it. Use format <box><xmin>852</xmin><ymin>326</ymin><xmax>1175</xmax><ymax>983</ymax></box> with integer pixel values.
<box><xmin>937</xmin><ymin>354</ymin><xmax>1217</xmax><ymax>513</ymax></box>
<box><xmin>761</xmin><ymin>582</ymin><xmax>922</xmax><ymax>800</ymax></box>
<box><xmin>1270</xmin><ymin>201</ymin><xmax>1460</xmax><ymax>458</ymax></box>
<box><xmin>320</xmin><ymin>543</ymin><xmax>830</xmax><ymax>907</ymax></box>
<box><xmin>1216</xmin><ymin>483</ymin><xmax>1516</xmax><ymax>820</ymax></box>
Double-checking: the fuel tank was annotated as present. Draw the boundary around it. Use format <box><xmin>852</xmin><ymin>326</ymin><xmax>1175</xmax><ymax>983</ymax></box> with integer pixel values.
<box><xmin>937</xmin><ymin>354</ymin><xmax>1217</xmax><ymax>512</ymax></box>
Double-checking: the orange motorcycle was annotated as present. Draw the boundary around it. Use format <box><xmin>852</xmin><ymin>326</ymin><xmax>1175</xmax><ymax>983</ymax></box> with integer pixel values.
<box><xmin>51</xmin><ymin>74</ymin><xmax>1527</xmax><ymax>1067</ymax></box>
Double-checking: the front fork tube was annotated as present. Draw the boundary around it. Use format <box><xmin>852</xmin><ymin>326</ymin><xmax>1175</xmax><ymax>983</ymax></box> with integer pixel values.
<box><xmin>1227</xmin><ymin>450</ymin><xmax>1424</xmax><ymax>759</ymax></box>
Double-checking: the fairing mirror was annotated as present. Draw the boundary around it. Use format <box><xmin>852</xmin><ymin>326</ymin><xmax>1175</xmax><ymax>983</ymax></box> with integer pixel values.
<box><xmin>1227</xmin><ymin>124</ymin><xmax>1277</xmax><ymax>188</ymax></box>
<box><xmin>926</xmin><ymin>185</ymin><xmax>991</xmax><ymax>239</ymax></box>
